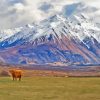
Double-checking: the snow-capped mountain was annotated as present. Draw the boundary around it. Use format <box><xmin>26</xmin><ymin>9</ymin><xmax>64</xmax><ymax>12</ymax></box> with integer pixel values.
<box><xmin>0</xmin><ymin>2</ymin><xmax>100</xmax><ymax>66</ymax></box>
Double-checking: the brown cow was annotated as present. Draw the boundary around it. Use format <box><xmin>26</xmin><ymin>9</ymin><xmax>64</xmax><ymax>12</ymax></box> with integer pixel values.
<box><xmin>9</xmin><ymin>69</ymin><xmax>23</xmax><ymax>81</ymax></box>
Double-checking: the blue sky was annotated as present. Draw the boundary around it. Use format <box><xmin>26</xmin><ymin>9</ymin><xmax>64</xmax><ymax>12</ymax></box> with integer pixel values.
<box><xmin>0</xmin><ymin>0</ymin><xmax>99</xmax><ymax>29</ymax></box>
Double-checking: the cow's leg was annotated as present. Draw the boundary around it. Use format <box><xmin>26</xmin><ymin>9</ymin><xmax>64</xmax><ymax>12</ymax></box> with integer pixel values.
<box><xmin>19</xmin><ymin>75</ymin><xmax>21</xmax><ymax>81</ymax></box>
<box><xmin>12</xmin><ymin>74</ymin><xmax>16</xmax><ymax>81</ymax></box>
<box><xmin>13</xmin><ymin>76</ymin><xmax>14</xmax><ymax>81</ymax></box>
<box><xmin>12</xmin><ymin>75</ymin><xmax>15</xmax><ymax>81</ymax></box>
<box><xmin>15</xmin><ymin>76</ymin><xmax>17</xmax><ymax>81</ymax></box>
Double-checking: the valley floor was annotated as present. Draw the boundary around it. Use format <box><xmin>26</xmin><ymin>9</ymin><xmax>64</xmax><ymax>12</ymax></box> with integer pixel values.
<box><xmin>0</xmin><ymin>77</ymin><xmax>100</xmax><ymax>100</ymax></box>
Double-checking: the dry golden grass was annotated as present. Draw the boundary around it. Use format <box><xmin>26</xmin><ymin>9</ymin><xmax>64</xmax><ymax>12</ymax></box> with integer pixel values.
<box><xmin>0</xmin><ymin>77</ymin><xmax>100</xmax><ymax>100</ymax></box>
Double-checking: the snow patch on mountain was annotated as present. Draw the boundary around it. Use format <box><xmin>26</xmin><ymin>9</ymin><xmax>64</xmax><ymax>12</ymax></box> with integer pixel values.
<box><xmin>0</xmin><ymin>28</ymin><xmax>22</xmax><ymax>42</ymax></box>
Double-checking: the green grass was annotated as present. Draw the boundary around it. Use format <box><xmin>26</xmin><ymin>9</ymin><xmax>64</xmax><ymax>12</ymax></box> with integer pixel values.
<box><xmin>0</xmin><ymin>77</ymin><xmax>100</xmax><ymax>100</ymax></box>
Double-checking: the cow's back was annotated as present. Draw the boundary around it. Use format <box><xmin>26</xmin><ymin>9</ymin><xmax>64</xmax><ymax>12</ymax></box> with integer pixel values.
<box><xmin>9</xmin><ymin>69</ymin><xmax>22</xmax><ymax>77</ymax></box>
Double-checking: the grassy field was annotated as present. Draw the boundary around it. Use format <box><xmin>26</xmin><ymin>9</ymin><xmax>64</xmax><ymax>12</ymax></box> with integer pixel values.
<box><xmin>0</xmin><ymin>77</ymin><xmax>100</xmax><ymax>100</ymax></box>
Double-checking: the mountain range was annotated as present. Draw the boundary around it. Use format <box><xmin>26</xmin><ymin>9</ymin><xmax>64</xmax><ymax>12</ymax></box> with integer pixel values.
<box><xmin>0</xmin><ymin>2</ymin><xmax>100</xmax><ymax>67</ymax></box>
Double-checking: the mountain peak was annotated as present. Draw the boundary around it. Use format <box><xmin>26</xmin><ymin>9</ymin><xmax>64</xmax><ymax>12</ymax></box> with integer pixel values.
<box><xmin>25</xmin><ymin>24</ymin><xmax>34</xmax><ymax>29</ymax></box>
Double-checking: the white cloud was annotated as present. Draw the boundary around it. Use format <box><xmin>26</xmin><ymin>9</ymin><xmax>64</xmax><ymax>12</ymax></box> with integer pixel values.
<box><xmin>0</xmin><ymin>0</ymin><xmax>100</xmax><ymax>29</ymax></box>
<box><xmin>0</xmin><ymin>0</ymin><xmax>45</xmax><ymax>29</ymax></box>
